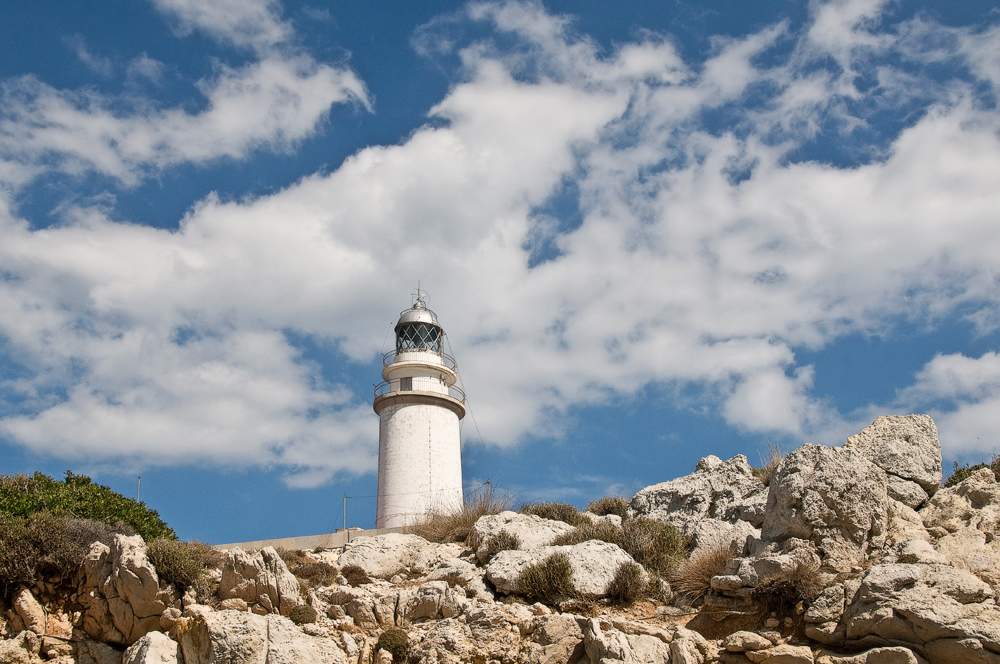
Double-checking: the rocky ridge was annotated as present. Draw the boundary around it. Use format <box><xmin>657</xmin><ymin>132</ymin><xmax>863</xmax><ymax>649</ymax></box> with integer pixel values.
<box><xmin>3</xmin><ymin>414</ymin><xmax>999</xmax><ymax>664</ymax></box>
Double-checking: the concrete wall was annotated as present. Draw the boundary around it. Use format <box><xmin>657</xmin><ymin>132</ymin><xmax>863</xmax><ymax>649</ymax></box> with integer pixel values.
<box><xmin>214</xmin><ymin>527</ymin><xmax>404</xmax><ymax>551</ymax></box>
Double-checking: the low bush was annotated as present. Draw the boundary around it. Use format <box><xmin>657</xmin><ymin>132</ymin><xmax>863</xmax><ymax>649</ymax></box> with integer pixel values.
<box><xmin>517</xmin><ymin>552</ymin><xmax>574</xmax><ymax>604</ymax></box>
<box><xmin>376</xmin><ymin>628</ymin><xmax>409</xmax><ymax>663</ymax></box>
<box><xmin>518</xmin><ymin>502</ymin><xmax>589</xmax><ymax>527</ymax></box>
<box><xmin>0</xmin><ymin>471</ymin><xmax>175</xmax><ymax>541</ymax></box>
<box><xmin>407</xmin><ymin>484</ymin><xmax>514</xmax><ymax>544</ymax></box>
<box><xmin>750</xmin><ymin>559</ymin><xmax>824</xmax><ymax>617</ymax></box>
<box><xmin>275</xmin><ymin>549</ymin><xmax>338</xmax><ymax>588</ymax></box>
<box><xmin>606</xmin><ymin>561</ymin><xmax>647</xmax><ymax>604</ymax></box>
<box><xmin>483</xmin><ymin>530</ymin><xmax>521</xmax><ymax>563</ymax></box>
<box><xmin>147</xmin><ymin>539</ymin><xmax>223</xmax><ymax>591</ymax></box>
<box><xmin>289</xmin><ymin>604</ymin><xmax>318</xmax><ymax>625</ymax></box>
<box><xmin>553</xmin><ymin>517</ymin><xmax>690</xmax><ymax>578</ymax></box>
<box><xmin>944</xmin><ymin>456</ymin><xmax>1000</xmax><ymax>487</ymax></box>
<box><xmin>670</xmin><ymin>541</ymin><xmax>733</xmax><ymax>603</ymax></box>
<box><xmin>341</xmin><ymin>564</ymin><xmax>371</xmax><ymax>587</ymax></box>
<box><xmin>586</xmin><ymin>496</ymin><xmax>629</xmax><ymax>519</ymax></box>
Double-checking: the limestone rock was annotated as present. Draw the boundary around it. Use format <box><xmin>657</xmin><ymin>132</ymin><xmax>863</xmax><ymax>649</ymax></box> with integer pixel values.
<box><xmin>844</xmin><ymin>415</ymin><xmax>942</xmax><ymax>508</ymax></box>
<box><xmin>691</xmin><ymin>518</ymin><xmax>759</xmax><ymax>554</ymax></box>
<box><xmin>816</xmin><ymin>646</ymin><xmax>925</xmax><ymax>663</ymax></box>
<box><xmin>762</xmin><ymin>444</ymin><xmax>889</xmax><ymax>571</ymax></box>
<box><xmin>469</xmin><ymin>512</ymin><xmax>577</xmax><ymax>562</ymax></box>
<box><xmin>0</xmin><ymin>631</ymin><xmax>42</xmax><ymax>664</ymax></box>
<box><xmin>76</xmin><ymin>640</ymin><xmax>125</xmax><ymax>664</ymax></box>
<box><xmin>896</xmin><ymin>540</ymin><xmax>948</xmax><ymax>566</ymax></box>
<box><xmin>519</xmin><ymin>614</ymin><xmax>585</xmax><ymax>664</ymax></box>
<box><xmin>933</xmin><ymin>528</ymin><xmax>1000</xmax><ymax>586</ymax></box>
<box><xmin>177</xmin><ymin>610</ymin><xmax>347</xmax><ymax>664</ymax></box>
<box><xmin>424</xmin><ymin>558</ymin><xmax>493</xmax><ymax>600</ymax></box>
<box><xmin>398</xmin><ymin>581</ymin><xmax>467</xmax><ymax>623</ymax></box>
<box><xmin>724</xmin><ymin>631</ymin><xmax>773</xmax><ymax>651</ymax></box>
<box><xmin>581</xmin><ymin>618</ymin><xmax>672</xmax><ymax>664</ymax></box>
<box><xmin>486</xmin><ymin>540</ymin><xmax>644</xmax><ymax>598</ymax></box>
<box><xmin>921</xmin><ymin>468</ymin><xmax>1000</xmax><ymax>536</ymax></box>
<box><xmin>629</xmin><ymin>454</ymin><xmax>766</xmax><ymax>536</ymax></box>
<box><xmin>219</xmin><ymin>546</ymin><xmax>302</xmax><ymax>616</ymax></box>
<box><xmin>744</xmin><ymin>644</ymin><xmax>814</xmax><ymax>663</ymax></box>
<box><xmin>336</xmin><ymin>533</ymin><xmax>463</xmax><ymax>578</ymax></box>
<box><xmin>122</xmin><ymin>632</ymin><xmax>181</xmax><ymax>664</ymax></box>
<box><xmin>11</xmin><ymin>589</ymin><xmax>46</xmax><ymax>635</ymax></box>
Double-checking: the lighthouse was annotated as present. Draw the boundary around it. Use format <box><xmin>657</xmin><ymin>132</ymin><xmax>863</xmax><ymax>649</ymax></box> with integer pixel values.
<box><xmin>374</xmin><ymin>290</ymin><xmax>466</xmax><ymax>528</ymax></box>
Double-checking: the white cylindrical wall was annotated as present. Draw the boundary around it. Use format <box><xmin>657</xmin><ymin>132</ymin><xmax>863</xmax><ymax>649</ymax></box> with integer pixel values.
<box><xmin>376</xmin><ymin>402</ymin><xmax>463</xmax><ymax>528</ymax></box>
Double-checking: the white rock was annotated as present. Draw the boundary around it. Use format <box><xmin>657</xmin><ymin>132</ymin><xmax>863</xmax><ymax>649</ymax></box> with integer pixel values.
<box><xmin>723</xmin><ymin>631</ymin><xmax>773</xmax><ymax>651</ymax></box>
<box><xmin>745</xmin><ymin>644</ymin><xmax>814</xmax><ymax>663</ymax></box>
<box><xmin>123</xmin><ymin>631</ymin><xmax>181</xmax><ymax>664</ymax></box>
<box><xmin>934</xmin><ymin>528</ymin><xmax>1000</xmax><ymax>586</ymax></box>
<box><xmin>12</xmin><ymin>588</ymin><xmax>46</xmax><ymax>635</ymax></box>
<box><xmin>921</xmin><ymin>468</ymin><xmax>1000</xmax><ymax>535</ymax></box>
<box><xmin>337</xmin><ymin>533</ymin><xmax>463</xmax><ymax>578</ymax></box>
<box><xmin>486</xmin><ymin>540</ymin><xmax>644</xmax><ymax>598</ymax></box>
<box><xmin>629</xmin><ymin>454</ymin><xmax>766</xmax><ymax>536</ymax></box>
<box><xmin>219</xmin><ymin>546</ymin><xmax>302</xmax><ymax>616</ymax></box>
<box><xmin>844</xmin><ymin>415</ymin><xmax>942</xmax><ymax>508</ymax></box>
<box><xmin>468</xmin><ymin>512</ymin><xmax>577</xmax><ymax>561</ymax></box>
<box><xmin>177</xmin><ymin>610</ymin><xmax>347</xmax><ymax>664</ymax></box>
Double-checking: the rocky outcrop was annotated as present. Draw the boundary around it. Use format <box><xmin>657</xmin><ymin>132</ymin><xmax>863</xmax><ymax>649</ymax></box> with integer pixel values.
<box><xmin>629</xmin><ymin>455</ymin><xmax>767</xmax><ymax>536</ymax></box>
<box><xmin>78</xmin><ymin>535</ymin><xmax>171</xmax><ymax>646</ymax></box>
<box><xmin>123</xmin><ymin>631</ymin><xmax>181</xmax><ymax>664</ymax></box>
<box><xmin>468</xmin><ymin>512</ymin><xmax>577</xmax><ymax>562</ymax></box>
<box><xmin>844</xmin><ymin>415</ymin><xmax>942</xmax><ymax>509</ymax></box>
<box><xmin>219</xmin><ymin>546</ymin><xmax>303</xmax><ymax>616</ymax></box>
<box><xmin>336</xmin><ymin>533</ymin><xmax>464</xmax><ymax>578</ymax></box>
<box><xmin>920</xmin><ymin>467</ymin><xmax>1000</xmax><ymax>536</ymax></box>
<box><xmin>486</xmin><ymin>540</ymin><xmax>644</xmax><ymax>598</ymax></box>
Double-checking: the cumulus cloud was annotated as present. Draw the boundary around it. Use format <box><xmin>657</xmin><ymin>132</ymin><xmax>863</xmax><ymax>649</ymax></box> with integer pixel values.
<box><xmin>2</xmin><ymin>0</ymin><xmax>1000</xmax><ymax>484</ymax></box>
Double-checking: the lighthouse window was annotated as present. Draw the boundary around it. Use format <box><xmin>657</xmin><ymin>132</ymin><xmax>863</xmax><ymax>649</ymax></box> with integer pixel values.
<box><xmin>400</xmin><ymin>377</ymin><xmax>412</xmax><ymax>391</ymax></box>
<box><xmin>396</xmin><ymin>323</ymin><xmax>442</xmax><ymax>353</ymax></box>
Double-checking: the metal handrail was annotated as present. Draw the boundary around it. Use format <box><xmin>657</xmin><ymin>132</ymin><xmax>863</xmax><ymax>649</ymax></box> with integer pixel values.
<box><xmin>374</xmin><ymin>381</ymin><xmax>466</xmax><ymax>403</ymax></box>
<box><xmin>382</xmin><ymin>349</ymin><xmax>458</xmax><ymax>371</ymax></box>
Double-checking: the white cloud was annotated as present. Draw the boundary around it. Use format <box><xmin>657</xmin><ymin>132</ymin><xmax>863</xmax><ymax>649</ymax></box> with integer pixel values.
<box><xmin>2</xmin><ymin>0</ymin><xmax>1000</xmax><ymax>483</ymax></box>
<box><xmin>150</xmin><ymin>0</ymin><xmax>293</xmax><ymax>52</ymax></box>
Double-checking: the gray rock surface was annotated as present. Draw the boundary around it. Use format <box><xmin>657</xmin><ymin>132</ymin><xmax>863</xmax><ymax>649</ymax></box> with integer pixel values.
<box><xmin>469</xmin><ymin>511</ymin><xmax>577</xmax><ymax>562</ymax></box>
<box><xmin>762</xmin><ymin>444</ymin><xmax>889</xmax><ymax>571</ymax></box>
<box><xmin>177</xmin><ymin>610</ymin><xmax>347</xmax><ymax>664</ymax></box>
<box><xmin>122</xmin><ymin>631</ymin><xmax>181</xmax><ymax>664</ymax></box>
<box><xmin>844</xmin><ymin>415</ymin><xmax>942</xmax><ymax>508</ymax></box>
<box><xmin>336</xmin><ymin>533</ymin><xmax>463</xmax><ymax>578</ymax></box>
<box><xmin>921</xmin><ymin>468</ymin><xmax>1000</xmax><ymax>535</ymax></box>
<box><xmin>629</xmin><ymin>454</ymin><xmax>766</xmax><ymax>536</ymax></box>
<box><xmin>487</xmin><ymin>540</ymin><xmax>644</xmax><ymax>598</ymax></box>
<box><xmin>219</xmin><ymin>546</ymin><xmax>303</xmax><ymax>616</ymax></box>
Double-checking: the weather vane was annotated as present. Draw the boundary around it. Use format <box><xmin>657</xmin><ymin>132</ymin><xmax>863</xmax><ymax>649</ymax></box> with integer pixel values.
<box><xmin>411</xmin><ymin>283</ymin><xmax>427</xmax><ymax>308</ymax></box>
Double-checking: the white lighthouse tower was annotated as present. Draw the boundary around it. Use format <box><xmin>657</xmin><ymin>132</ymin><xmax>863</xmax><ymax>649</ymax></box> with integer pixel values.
<box><xmin>374</xmin><ymin>289</ymin><xmax>465</xmax><ymax>528</ymax></box>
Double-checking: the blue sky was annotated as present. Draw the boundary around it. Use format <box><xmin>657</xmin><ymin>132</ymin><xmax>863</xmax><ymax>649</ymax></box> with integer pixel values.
<box><xmin>2</xmin><ymin>0</ymin><xmax>1000</xmax><ymax>543</ymax></box>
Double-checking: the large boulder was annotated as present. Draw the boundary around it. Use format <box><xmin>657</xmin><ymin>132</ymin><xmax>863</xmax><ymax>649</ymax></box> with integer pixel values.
<box><xmin>844</xmin><ymin>415</ymin><xmax>942</xmax><ymax>509</ymax></box>
<box><xmin>176</xmin><ymin>610</ymin><xmax>347</xmax><ymax>664</ymax></box>
<box><xmin>762</xmin><ymin>444</ymin><xmax>889</xmax><ymax>571</ymax></box>
<box><xmin>469</xmin><ymin>512</ymin><xmax>577</xmax><ymax>562</ymax></box>
<box><xmin>921</xmin><ymin>468</ymin><xmax>1000</xmax><ymax>536</ymax></box>
<box><xmin>519</xmin><ymin>614</ymin><xmax>586</xmax><ymax>664</ymax></box>
<box><xmin>628</xmin><ymin>455</ymin><xmax>767</xmax><ymax>536</ymax></box>
<box><xmin>219</xmin><ymin>546</ymin><xmax>303</xmax><ymax>616</ymax></box>
<box><xmin>123</xmin><ymin>631</ymin><xmax>181</xmax><ymax>664</ymax></box>
<box><xmin>336</xmin><ymin>533</ymin><xmax>463</xmax><ymax>578</ymax></box>
<box><xmin>78</xmin><ymin>535</ymin><xmax>171</xmax><ymax>645</ymax></box>
<box><xmin>486</xmin><ymin>540</ymin><xmax>644</xmax><ymax>598</ymax></box>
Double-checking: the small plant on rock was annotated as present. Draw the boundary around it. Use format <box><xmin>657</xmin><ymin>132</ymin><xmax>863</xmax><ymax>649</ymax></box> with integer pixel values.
<box><xmin>483</xmin><ymin>530</ymin><xmax>521</xmax><ymax>563</ymax></box>
<box><xmin>517</xmin><ymin>552</ymin><xmax>574</xmax><ymax>604</ymax></box>
<box><xmin>147</xmin><ymin>539</ymin><xmax>223</xmax><ymax>593</ymax></box>
<box><xmin>518</xmin><ymin>502</ymin><xmax>588</xmax><ymax>527</ymax></box>
<box><xmin>376</xmin><ymin>628</ymin><xmax>409</xmax><ymax>663</ymax></box>
<box><xmin>670</xmin><ymin>540</ymin><xmax>733</xmax><ymax>603</ymax></box>
<box><xmin>751</xmin><ymin>443</ymin><xmax>784</xmax><ymax>486</ymax></box>
<box><xmin>586</xmin><ymin>495</ymin><xmax>629</xmax><ymax>519</ymax></box>
<box><xmin>289</xmin><ymin>604</ymin><xmax>318</xmax><ymax>625</ymax></box>
<box><xmin>341</xmin><ymin>564</ymin><xmax>371</xmax><ymax>587</ymax></box>
<box><xmin>606</xmin><ymin>561</ymin><xmax>647</xmax><ymax>604</ymax></box>
<box><xmin>407</xmin><ymin>484</ymin><xmax>513</xmax><ymax>543</ymax></box>
<box><xmin>750</xmin><ymin>559</ymin><xmax>823</xmax><ymax>618</ymax></box>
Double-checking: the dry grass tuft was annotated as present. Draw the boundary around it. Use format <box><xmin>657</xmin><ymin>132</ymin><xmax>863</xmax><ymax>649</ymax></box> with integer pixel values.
<box><xmin>518</xmin><ymin>502</ymin><xmax>589</xmax><ymax>526</ymax></box>
<box><xmin>751</xmin><ymin>443</ymin><xmax>784</xmax><ymax>486</ymax></box>
<box><xmin>406</xmin><ymin>485</ymin><xmax>514</xmax><ymax>543</ymax></box>
<box><xmin>750</xmin><ymin>558</ymin><xmax>823</xmax><ymax>617</ymax></box>
<box><xmin>670</xmin><ymin>541</ymin><xmax>733</xmax><ymax>602</ymax></box>
<box><xmin>341</xmin><ymin>564</ymin><xmax>372</xmax><ymax>587</ymax></box>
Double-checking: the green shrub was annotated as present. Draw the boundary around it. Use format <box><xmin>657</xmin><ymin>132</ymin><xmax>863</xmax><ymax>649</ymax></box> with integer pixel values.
<box><xmin>517</xmin><ymin>552</ymin><xmax>574</xmax><ymax>604</ymax></box>
<box><xmin>0</xmin><ymin>471</ymin><xmax>175</xmax><ymax>541</ymax></box>
<box><xmin>483</xmin><ymin>530</ymin><xmax>521</xmax><ymax>563</ymax></box>
<box><xmin>518</xmin><ymin>502</ymin><xmax>588</xmax><ymax>527</ymax></box>
<box><xmin>407</xmin><ymin>484</ymin><xmax>514</xmax><ymax>544</ymax></box>
<box><xmin>586</xmin><ymin>496</ymin><xmax>629</xmax><ymax>519</ymax></box>
<box><xmin>289</xmin><ymin>604</ymin><xmax>318</xmax><ymax>625</ymax></box>
<box><xmin>552</xmin><ymin>517</ymin><xmax>690</xmax><ymax>578</ymax></box>
<box><xmin>606</xmin><ymin>561</ymin><xmax>647</xmax><ymax>604</ymax></box>
<box><xmin>147</xmin><ymin>539</ymin><xmax>223</xmax><ymax>591</ymax></box>
<box><xmin>944</xmin><ymin>456</ymin><xmax>1000</xmax><ymax>487</ymax></box>
<box><xmin>376</xmin><ymin>628</ymin><xmax>409</xmax><ymax>663</ymax></box>
<box><xmin>341</xmin><ymin>564</ymin><xmax>371</xmax><ymax>587</ymax></box>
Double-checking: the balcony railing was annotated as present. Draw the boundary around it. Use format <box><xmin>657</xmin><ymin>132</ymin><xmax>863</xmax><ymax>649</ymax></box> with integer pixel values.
<box><xmin>374</xmin><ymin>381</ymin><xmax>466</xmax><ymax>403</ymax></box>
<box><xmin>382</xmin><ymin>349</ymin><xmax>458</xmax><ymax>371</ymax></box>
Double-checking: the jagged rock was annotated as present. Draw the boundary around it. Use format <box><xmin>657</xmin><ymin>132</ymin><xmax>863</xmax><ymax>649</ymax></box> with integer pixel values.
<box><xmin>844</xmin><ymin>415</ymin><xmax>942</xmax><ymax>509</ymax></box>
<box><xmin>78</xmin><ymin>536</ymin><xmax>168</xmax><ymax>646</ymax></box>
<box><xmin>397</xmin><ymin>581</ymin><xmax>467</xmax><ymax>623</ymax></box>
<box><xmin>895</xmin><ymin>540</ymin><xmax>948</xmax><ymax>566</ymax></box>
<box><xmin>410</xmin><ymin>606</ymin><xmax>525</xmax><ymax>664</ymax></box>
<box><xmin>0</xmin><ymin>631</ymin><xmax>42</xmax><ymax>664</ymax></box>
<box><xmin>933</xmin><ymin>528</ymin><xmax>1000</xmax><ymax>586</ymax></box>
<box><xmin>122</xmin><ymin>631</ymin><xmax>181</xmax><ymax>664</ymax></box>
<box><xmin>519</xmin><ymin>614</ymin><xmax>585</xmax><ymax>664</ymax></box>
<box><xmin>762</xmin><ymin>444</ymin><xmax>889</xmax><ymax>571</ymax></box>
<box><xmin>424</xmin><ymin>558</ymin><xmax>493</xmax><ymax>600</ymax></box>
<box><xmin>629</xmin><ymin>455</ymin><xmax>766</xmax><ymax>536</ymax></box>
<box><xmin>76</xmin><ymin>639</ymin><xmax>125</xmax><ymax>664</ymax></box>
<box><xmin>691</xmin><ymin>519</ymin><xmax>760</xmax><ymax>554</ymax></box>
<box><xmin>839</xmin><ymin>562</ymin><xmax>1000</xmax><ymax>660</ymax></box>
<box><xmin>219</xmin><ymin>597</ymin><xmax>249</xmax><ymax>611</ymax></box>
<box><xmin>177</xmin><ymin>610</ymin><xmax>347</xmax><ymax>664</ymax></box>
<box><xmin>887</xmin><ymin>500</ymin><xmax>930</xmax><ymax>545</ymax></box>
<box><xmin>469</xmin><ymin>512</ymin><xmax>577</xmax><ymax>562</ymax></box>
<box><xmin>744</xmin><ymin>644</ymin><xmax>814</xmax><ymax>663</ymax></box>
<box><xmin>816</xmin><ymin>646</ymin><xmax>925</xmax><ymax>663</ymax></box>
<box><xmin>486</xmin><ymin>540</ymin><xmax>644</xmax><ymax>598</ymax></box>
<box><xmin>336</xmin><ymin>534</ymin><xmax>463</xmax><ymax>578</ymax></box>
<box><xmin>219</xmin><ymin>546</ymin><xmax>303</xmax><ymax>616</ymax></box>
<box><xmin>581</xmin><ymin>618</ymin><xmax>672</xmax><ymax>664</ymax></box>
<box><xmin>11</xmin><ymin>589</ymin><xmax>45</xmax><ymax>635</ymax></box>
<box><xmin>921</xmin><ymin>468</ymin><xmax>1000</xmax><ymax>536</ymax></box>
